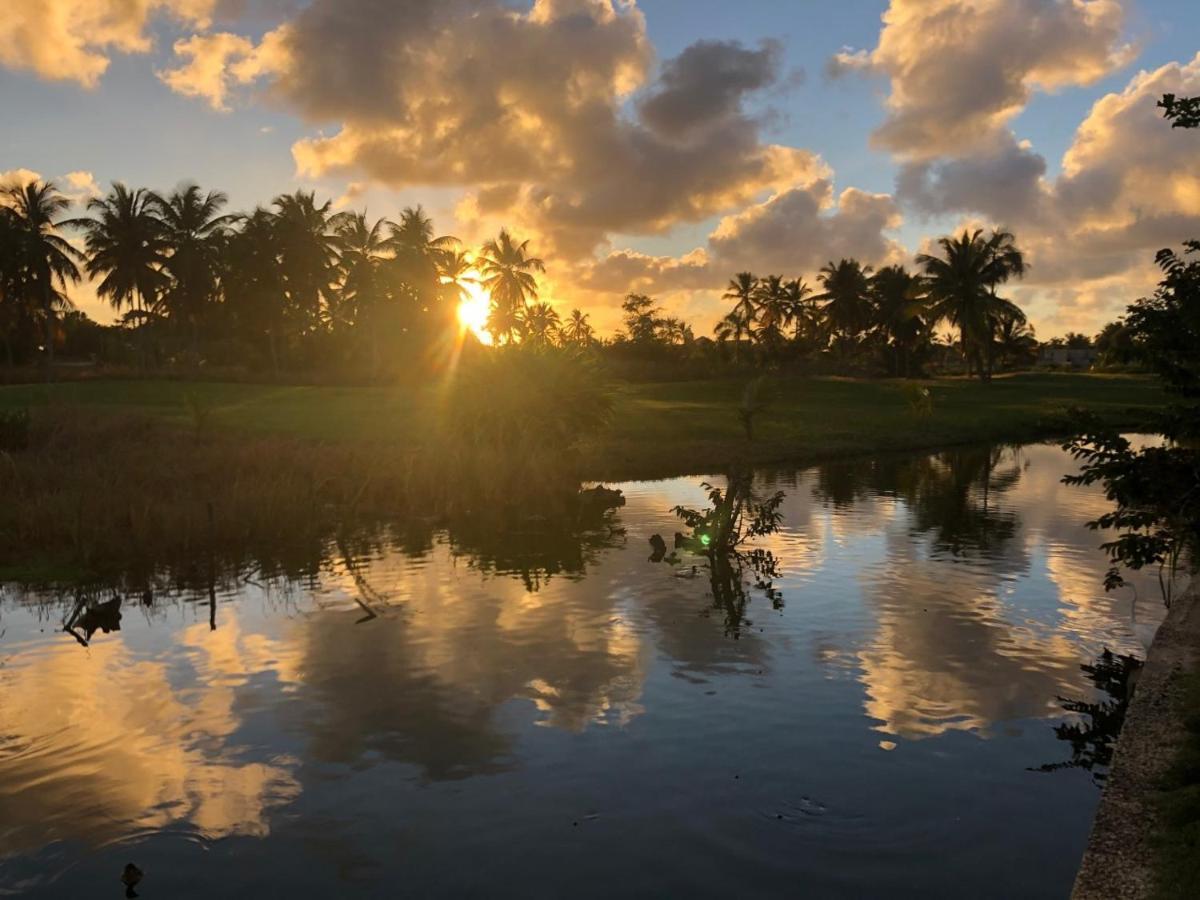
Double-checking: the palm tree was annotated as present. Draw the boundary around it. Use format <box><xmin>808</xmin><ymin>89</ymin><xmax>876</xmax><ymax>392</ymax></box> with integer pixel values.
<box><xmin>661</xmin><ymin>317</ymin><xmax>694</xmax><ymax>346</ymax></box>
<box><xmin>479</xmin><ymin>229</ymin><xmax>545</xmax><ymax>344</ymax></box>
<box><xmin>721</xmin><ymin>272</ymin><xmax>759</xmax><ymax>361</ymax></box>
<box><xmin>870</xmin><ymin>265</ymin><xmax>928</xmax><ymax>377</ymax></box>
<box><xmin>816</xmin><ymin>259</ymin><xmax>873</xmax><ymax>355</ymax></box>
<box><xmin>714</xmin><ymin>307</ymin><xmax>754</xmax><ymax>360</ymax></box>
<box><xmin>994</xmin><ymin>309</ymin><xmax>1038</xmax><ymax>370</ymax></box>
<box><xmin>917</xmin><ymin>229</ymin><xmax>1027</xmax><ymax>381</ymax></box>
<box><xmin>154</xmin><ymin>183</ymin><xmax>235</xmax><ymax>349</ymax></box>
<box><xmin>435</xmin><ymin>248</ymin><xmax>477</xmax><ymax>315</ymax></box>
<box><xmin>4</xmin><ymin>180</ymin><xmax>85</xmax><ymax>370</ymax></box>
<box><xmin>221</xmin><ymin>207</ymin><xmax>286</xmax><ymax>372</ymax></box>
<box><xmin>518</xmin><ymin>301</ymin><xmax>561</xmax><ymax>347</ymax></box>
<box><xmin>387</xmin><ymin>205</ymin><xmax>459</xmax><ymax>330</ymax></box>
<box><xmin>753</xmin><ymin>274</ymin><xmax>791</xmax><ymax>357</ymax></box>
<box><xmin>271</xmin><ymin>191</ymin><xmax>340</xmax><ymax>334</ymax></box>
<box><xmin>784</xmin><ymin>278</ymin><xmax>820</xmax><ymax>346</ymax></box>
<box><xmin>0</xmin><ymin>210</ymin><xmax>20</xmax><ymax>367</ymax></box>
<box><xmin>332</xmin><ymin>211</ymin><xmax>391</xmax><ymax>372</ymax></box>
<box><xmin>75</xmin><ymin>184</ymin><xmax>167</xmax><ymax>329</ymax></box>
<box><xmin>563</xmin><ymin>308</ymin><xmax>595</xmax><ymax>346</ymax></box>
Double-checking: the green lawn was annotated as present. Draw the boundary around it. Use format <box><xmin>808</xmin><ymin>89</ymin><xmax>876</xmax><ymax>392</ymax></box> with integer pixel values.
<box><xmin>0</xmin><ymin>372</ymin><xmax>1165</xmax><ymax>480</ymax></box>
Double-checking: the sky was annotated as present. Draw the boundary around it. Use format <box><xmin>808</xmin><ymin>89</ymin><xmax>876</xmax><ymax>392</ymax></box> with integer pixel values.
<box><xmin>1</xmin><ymin>0</ymin><xmax>1198</xmax><ymax>338</ymax></box>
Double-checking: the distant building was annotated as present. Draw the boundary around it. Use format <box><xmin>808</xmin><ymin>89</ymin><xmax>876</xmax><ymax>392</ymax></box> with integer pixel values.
<box><xmin>1038</xmin><ymin>346</ymin><xmax>1098</xmax><ymax>368</ymax></box>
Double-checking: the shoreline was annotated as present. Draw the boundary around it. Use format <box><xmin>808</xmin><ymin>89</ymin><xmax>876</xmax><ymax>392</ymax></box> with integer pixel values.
<box><xmin>1072</xmin><ymin>580</ymin><xmax>1200</xmax><ymax>899</ymax></box>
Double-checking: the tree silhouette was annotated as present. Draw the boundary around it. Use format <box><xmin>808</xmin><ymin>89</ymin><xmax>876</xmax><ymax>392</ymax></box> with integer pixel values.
<box><xmin>479</xmin><ymin>229</ymin><xmax>544</xmax><ymax>344</ymax></box>
<box><xmin>4</xmin><ymin>180</ymin><xmax>84</xmax><ymax>371</ymax></box>
<box><xmin>917</xmin><ymin>229</ymin><xmax>1026</xmax><ymax>381</ymax></box>
<box><xmin>155</xmin><ymin>183</ymin><xmax>235</xmax><ymax>349</ymax></box>
<box><xmin>562</xmin><ymin>308</ymin><xmax>595</xmax><ymax>346</ymax></box>
<box><xmin>816</xmin><ymin>259</ymin><xmax>874</xmax><ymax>357</ymax></box>
<box><xmin>271</xmin><ymin>191</ymin><xmax>340</xmax><ymax>338</ymax></box>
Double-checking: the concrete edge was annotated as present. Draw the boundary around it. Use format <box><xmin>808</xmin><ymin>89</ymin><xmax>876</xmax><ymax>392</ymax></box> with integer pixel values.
<box><xmin>1072</xmin><ymin>579</ymin><xmax>1200</xmax><ymax>900</ymax></box>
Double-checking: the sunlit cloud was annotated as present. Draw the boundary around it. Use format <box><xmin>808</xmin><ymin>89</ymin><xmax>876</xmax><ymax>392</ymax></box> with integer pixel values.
<box><xmin>0</xmin><ymin>0</ymin><xmax>218</xmax><ymax>88</ymax></box>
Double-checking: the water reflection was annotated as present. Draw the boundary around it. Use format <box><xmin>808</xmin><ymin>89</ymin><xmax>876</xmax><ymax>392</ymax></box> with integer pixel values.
<box><xmin>1031</xmin><ymin>648</ymin><xmax>1143</xmax><ymax>785</ymax></box>
<box><xmin>0</xmin><ymin>441</ymin><xmax>1176</xmax><ymax>898</ymax></box>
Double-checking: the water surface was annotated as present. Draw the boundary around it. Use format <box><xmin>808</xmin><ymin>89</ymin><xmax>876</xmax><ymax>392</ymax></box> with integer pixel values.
<box><xmin>0</xmin><ymin>442</ymin><xmax>1170</xmax><ymax>898</ymax></box>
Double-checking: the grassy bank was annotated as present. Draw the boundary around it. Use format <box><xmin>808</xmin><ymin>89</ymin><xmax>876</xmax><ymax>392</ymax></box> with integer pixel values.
<box><xmin>0</xmin><ymin>372</ymin><xmax>1165</xmax><ymax>481</ymax></box>
<box><xmin>1155</xmin><ymin>671</ymin><xmax>1200</xmax><ymax>899</ymax></box>
<box><xmin>0</xmin><ymin>372</ymin><xmax>1164</xmax><ymax>583</ymax></box>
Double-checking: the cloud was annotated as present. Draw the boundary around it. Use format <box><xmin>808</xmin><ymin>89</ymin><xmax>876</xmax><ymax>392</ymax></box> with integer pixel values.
<box><xmin>636</xmin><ymin>39</ymin><xmax>782</xmax><ymax>140</ymax></box>
<box><xmin>0</xmin><ymin>168</ymin><xmax>43</xmax><ymax>191</ymax></box>
<box><xmin>163</xmin><ymin>0</ymin><xmax>825</xmax><ymax>257</ymax></box>
<box><xmin>1</xmin><ymin>168</ymin><xmax>101</xmax><ymax>206</ymax></box>
<box><xmin>577</xmin><ymin>180</ymin><xmax>904</xmax><ymax>296</ymax></box>
<box><xmin>833</xmin><ymin>0</ymin><xmax>1134</xmax><ymax>159</ymax></box>
<box><xmin>157</xmin><ymin>31</ymin><xmax>284</xmax><ymax>111</ymax></box>
<box><xmin>0</xmin><ymin>0</ymin><xmax>218</xmax><ymax>87</ymax></box>
<box><xmin>896</xmin><ymin>135</ymin><xmax>1048</xmax><ymax>223</ymax></box>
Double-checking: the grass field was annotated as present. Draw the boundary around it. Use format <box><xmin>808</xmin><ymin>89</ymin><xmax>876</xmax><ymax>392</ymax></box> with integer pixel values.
<box><xmin>0</xmin><ymin>372</ymin><xmax>1165</xmax><ymax>481</ymax></box>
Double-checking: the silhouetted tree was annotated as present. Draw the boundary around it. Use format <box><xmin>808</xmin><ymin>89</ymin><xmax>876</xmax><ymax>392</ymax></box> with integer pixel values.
<box><xmin>918</xmin><ymin>229</ymin><xmax>1026</xmax><ymax>381</ymax></box>
<box><xmin>4</xmin><ymin>180</ymin><xmax>85</xmax><ymax>370</ymax></box>
<box><xmin>817</xmin><ymin>259</ymin><xmax>874</xmax><ymax>357</ymax></box>
<box><xmin>563</xmin><ymin>308</ymin><xmax>595</xmax><ymax>346</ymax></box>
<box><xmin>480</xmin><ymin>229</ymin><xmax>544</xmax><ymax>344</ymax></box>
<box><xmin>155</xmin><ymin>183</ymin><xmax>234</xmax><ymax>349</ymax></box>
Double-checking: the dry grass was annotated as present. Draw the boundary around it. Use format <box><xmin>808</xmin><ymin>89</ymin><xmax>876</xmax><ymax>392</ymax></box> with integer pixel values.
<box><xmin>0</xmin><ymin>404</ymin><xmax>596</xmax><ymax>584</ymax></box>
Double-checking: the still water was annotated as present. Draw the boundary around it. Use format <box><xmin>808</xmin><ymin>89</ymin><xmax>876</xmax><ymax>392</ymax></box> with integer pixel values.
<box><xmin>0</xmin><ymin>442</ymin><xmax>1171</xmax><ymax>898</ymax></box>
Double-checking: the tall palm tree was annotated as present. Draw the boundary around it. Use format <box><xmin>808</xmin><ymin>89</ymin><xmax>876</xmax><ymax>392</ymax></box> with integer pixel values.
<box><xmin>221</xmin><ymin>207</ymin><xmax>286</xmax><ymax>372</ymax></box>
<box><xmin>271</xmin><ymin>191</ymin><xmax>340</xmax><ymax>334</ymax></box>
<box><xmin>386</xmin><ymin>205</ymin><xmax>459</xmax><ymax>327</ymax></box>
<box><xmin>332</xmin><ymin>211</ymin><xmax>392</xmax><ymax>372</ymax></box>
<box><xmin>917</xmin><ymin>229</ymin><xmax>1027</xmax><ymax>381</ymax></box>
<box><xmin>154</xmin><ymin>183</ymin><xmax>235</xmax><ymax>348</ymax></box>
<box><xmin>721</xmin><ymin>272</ymin><xmax>759</xmax><ymax>361</ymax></box>
<box><xmin>714</xmin><ymin>307</ymin><xmax>754</xmax><ymax>360</ymax></box>
<box><xmin>75</xmin><ymin>184</ymin><xmax>167</xmax><ymax>328</ymax></box>
<box><xmin>816</xmin><ymin>259</ymin><xmax>873</xmax><ymax>355</ymax></box>
<box><xmin>563</xmin><ymin>308</ymin><xmax>595</xmax><ymax>346</ymax></box>
<box><xmin>518</xmin><ymin>301</ymin><xmax>560</xmax><ymax>347</ymax></box>
<box><xmin>784</xmin><ymin>278</ymin><xmax>819</xmax><ymax>345</ymax></box>
<box><xmin>479</xmin><ymin>229</ymin><xmax>545</xmax><ymax>344</ymax></box>
<box><xmin>753</xmin><ymin>274</ymin><xmax>791</xmax><ymax>356</ymax></box>
<box><xmin>870</xmin><ymin>265</ymin><xmax>928</xmax><ymax>377</ymax></box>
<box><xmin>2</xmin><ymin>180</ymin><xmax>83</xmax><ymax>370</ymax></box>
<box><xmin>332</xmin><ymin>212</ymin><xmax>390</xmax><ymax>325</ymax></box>
<box><xmin>0</xmin><ymin>210</ymin><xmax>20</xmax><ymax>367</ymax></box>
<box><xmin>435</xmin><ymin>248</ymin><xmax>477</xmax><ymax>310</ymax></box>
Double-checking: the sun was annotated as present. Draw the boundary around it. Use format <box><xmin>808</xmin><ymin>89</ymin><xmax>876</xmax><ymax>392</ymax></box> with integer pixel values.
<box><xmin>456</xmin><ymin>275</ymin><xmax>494</xmax><ymax>346</ymax></box>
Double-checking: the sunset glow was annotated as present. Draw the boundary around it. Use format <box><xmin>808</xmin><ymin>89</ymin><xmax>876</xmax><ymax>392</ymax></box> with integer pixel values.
<box><xmin>457</xmin><ymin>277</ymin><xmax>494</xmax><ymax>346</ymax></box>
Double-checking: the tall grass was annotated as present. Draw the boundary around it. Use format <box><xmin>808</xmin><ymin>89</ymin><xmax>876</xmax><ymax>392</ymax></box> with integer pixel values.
<box><xmin>0</xmin><ymin>349</ymin><xmax>618</xmax><ymax>584</ymax></box>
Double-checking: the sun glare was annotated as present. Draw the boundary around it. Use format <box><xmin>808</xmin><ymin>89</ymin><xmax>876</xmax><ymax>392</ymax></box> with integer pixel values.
<box><xmin>457</xmin><ymin>275</ymin><xmax>494</xmax><ymax>346</ymax></box>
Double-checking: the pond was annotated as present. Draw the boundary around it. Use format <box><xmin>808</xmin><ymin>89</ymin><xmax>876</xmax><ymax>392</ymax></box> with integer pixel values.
<box><xmin>0</xmin><ymin>441</ymin><xmax>1171</xmax><ymax>898</ymax></box>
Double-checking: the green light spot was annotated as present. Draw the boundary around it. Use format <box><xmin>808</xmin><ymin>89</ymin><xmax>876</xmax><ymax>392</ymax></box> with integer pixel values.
<box><xmin>700</xmin><ymin>534</ymin><xmax>711</xmax><ymax>547</ymax></box>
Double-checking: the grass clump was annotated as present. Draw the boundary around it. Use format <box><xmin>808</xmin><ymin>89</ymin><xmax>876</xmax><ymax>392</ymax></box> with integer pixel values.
<box><xmin>1153</xmin><ymin>671</ymin><xmax>1200</xmax><ymax>899</ymax></box>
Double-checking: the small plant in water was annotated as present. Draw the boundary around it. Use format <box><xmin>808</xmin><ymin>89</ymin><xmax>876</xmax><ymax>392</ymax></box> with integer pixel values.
<box><xmin>651</xmin><ymin>469</ymin><xmax>785</xmax><ymax>637</ymax></box>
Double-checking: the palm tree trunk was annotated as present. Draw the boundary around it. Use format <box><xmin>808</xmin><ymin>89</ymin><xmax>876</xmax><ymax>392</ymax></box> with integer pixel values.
<box><xmin>42</xmin><ymin>297</ymin><xmax>55</xmax><ymax>382</ymax></box>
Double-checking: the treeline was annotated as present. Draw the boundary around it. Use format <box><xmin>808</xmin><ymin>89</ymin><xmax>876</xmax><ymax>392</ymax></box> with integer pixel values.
<box><xmin>0</xmin><ymin>179</ymin><xmax>551</xmax><ymax>378</ymax></box>
<box><xmin>614</xmin><ymin>230</ymin><xmax>1034</xmax><ymax>381</ymax></box>
<box><xmin>2</xmin><ymin>177</ymin><xmax>1048</xmax><ymax>382</ymax></box>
